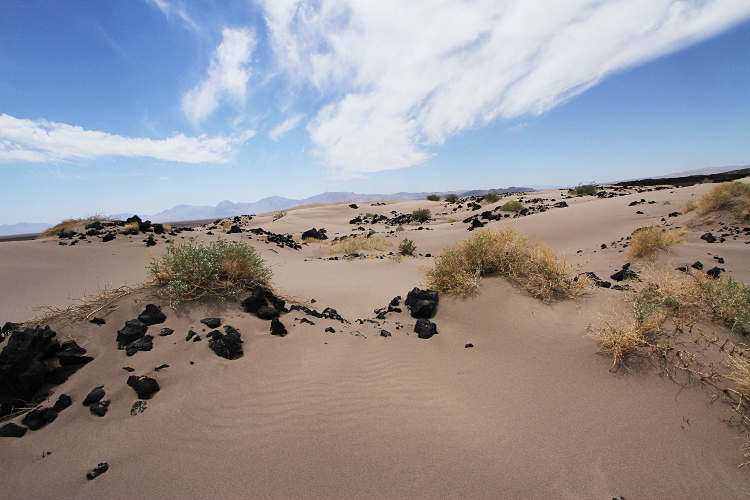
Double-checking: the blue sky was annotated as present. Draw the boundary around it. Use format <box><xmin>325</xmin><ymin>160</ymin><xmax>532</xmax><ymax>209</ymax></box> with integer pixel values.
<box><xmin>1</xmin><ymin>0</ymin><xmax>750</xmax><ymax>225</ymax></box>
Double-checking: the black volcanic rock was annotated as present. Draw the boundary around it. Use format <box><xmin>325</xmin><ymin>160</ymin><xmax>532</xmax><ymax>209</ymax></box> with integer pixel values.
<box><xmin>241</xmin><ymin>287</ymin><xmax>286</xmax><ymax>317</ymax></box>
<box><xmin>127</xmin><ymin>375</ymin><xmax>160</xmax><ymax>399</ymax></box>
<box><xmin>44</xmin><ymin>365</ymin><xmax>82</xmax><ymax>385</ymax></box>
<box><xmin>89</xmin><ymin>317</ymin><xmax>106</xmax><ymax>325</ymax></box>
<box><xmin>270</xmin><ymin>318</ymin><xmax>287</xmax><ymax>337</ymax></box>
<box><xmin>21</xmin><ymin>394</ymin><xmax>72</xmax><ymax>430</ymax></box>
<box><xmin>0</xmin><ymin>422</ymin><xmax>27</xmax><ymax>438</ymax></box>
<box><xmin>610</xmin><ymin>263</ymin><xmax>638</xmax><ymax>282</ymax></box>
<box><xmin>301</xmin><ymin>228</ymin><xmax>328</xmax><ymax>240</ymax></box>
<box><xmin>125</xmin><ymin>335</ymin><xmax>153</xmax><ymax>356</ymax></box>
<box><xmin>207</xmin><ymin>326</ymin><xmax>243</xmax><ymax>359</ymax></box>
<box><xmin>701</xmin><ymin>232</ymin><xmax>717</xmax><ymax>243</ymax></box>
<box><xmin>158</xmin><ymin>328</ymin><xmax>174</xmax><ymax>337</ymax></box>
<box><xmin>707</xmin><ymin>266</ymin><xmax>725</xmax><ymax>278</ymax></box>
<box><xmin>89</xmin><ymin>400</ymin><xmax>110</xmax><ymax>417</ymax></box>
<box><xmin>82</xmin><ymin>386</ymin><xmax>105</xmax><ymax>406</ymax></box>
<box><xmin>200</xmin><ymin>317</ymin><xmax>221</xmax><ymax>329</ymax></box>
<box><xmin>86</xmin><ymin>463</ymin><xmax>109</xmax><ymax>480</ymax></box>
<box><xmin>256</xmin><ymin>306</ymin><xmax>280</xmax><ymax>320</ymax></box>
<box><xmin>405</xmin><ymin>288</ymin><xmax>439</xmax><ymax>318</ymax></box>
<box><xmin>116</xmin><ymin>319</ymin><xmax>148</xmax><ymax>348</ymax></box>
<box><xmin>414</xmin><ymin>319</ymin><xmax>438</xmax><ymax>339</ymax></box>
<box><xmin>56</xmin><ymin>341</ymin><xmax>94</xmax><ymax>366</ymax></box>
<box><xmin>138</xmin><ymin>304</ymin><xmax>166</xmax><ymax>326</ymax></box>
<box><xmin>0</xmin><ymin>325</ymin><xmax>57</xmax><ymax>415</ymax></box>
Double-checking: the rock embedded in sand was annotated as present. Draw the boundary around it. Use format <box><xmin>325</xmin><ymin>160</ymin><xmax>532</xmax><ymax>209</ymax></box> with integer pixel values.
<box><xmin>414</xmin><ymin>319</ymin><xmax>438</xmax><ymax>339</ymax></box>
<box><xmin>125</xmin><ymin>335</ymin><xmax>153</xmax><ymax>356</ymax></box>
<box><xmin>610</xmin><ymin>263</ymin><xmax>638</xmax><ymax>282</ymax></box>
<box><xmin>301</xmin><ymin>228</ymin><xmax>328</xmax><ymax>240</ymax></box>
<box><xmin>158</xmin><ymin>328</ymin><xmax>174</xmax><ymax>337</ymax></box>
<box><xmin>86</xmin><ymin>463</ymin><xmax>109</xmax><ymax>480</ymax></box>
<box><xmin>21</xmin><ymin>394</ymin><xmax>72</xmax><ymax>430</ymax></box>
<box><xmin>200</xmin><ymin>317</ymin><xmax>221</xmax><ymax>328</ymax></box>
<box><xmin>89</xmin><ymin>400</ymin><xmax>110</xmax><ymax>417</ymax></box>
<box><xmin>405</xmin><ymin>288</ymin><xmax>439</xmax><ymax>319</ymax></box>
<box><xmin>138</xmin><ymin>304</ymin><xmax>166</xmax><ymax>326</ymax></box>
<box><xmin>127</xmin><ymin>375</ymin><xmax>160</xmax><ymax>399</ymax></box>
<box><xmin>241</xmin><ymin>287</ymin><xmax>287</xmax><ymax>317</ymax></box>
<box><xmin>89</xmin><ymin>317</ymin><xmax>106</xmax><ymax>325</ymax></box>
<box><xmin>116</xmin><ymin>319</ymin><xmax>148</xmax><ymax>348</ymax></box>
<box><xmin>82</xmin><ymin>386</ymin><xmax>105</xmax><ymax>406</ymax></box>
<box><xmin>0</xmin><ymin>422</ymin><xmax>27</xmax><ymax>438</ymax></box>
<box><xmin>207</xmin><ymin>326</ymin><xmax>243</xmax><ymax>359</ymax></box>
<box><xmin>56</xmin><ymin>340</ymin><xmax>94</xmax><ymax>366</ymax></box>
<box><xmin>270</xmin><ymin>318</ymin><xmax>287</xmax><ymax>337</ymax></box>
<box><xmin>256</xmin><ymin>306</ymin><xmax>280</xmax><ymax>320</ymax></box>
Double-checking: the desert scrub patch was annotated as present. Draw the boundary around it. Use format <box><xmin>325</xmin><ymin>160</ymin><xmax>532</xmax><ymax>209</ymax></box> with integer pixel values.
<box><xmin>395</xmin><ymin>225</ymin><xmax>405</xmax><ymax>232</ymax></box>
<box><xmin>147</xmin><ymin>238</ymin><xmax>272</xmax><ymax>305</ymax></box>
<box><xmin>482</xmin><ymin>192</ymin><xmax>501</xmax><ymax>203</ymax></box>
<box><xmin>398</xmin><ymin>237</ymin><xmax>416</xmax><ymax>256</ymax></box>
<box><xmin>570</xmin><ymin>183</ymin><xmax>598</xmax><ymax>196</ymax></box>
<box><xmin>426</xmin><ymin>194</ymin><xmax>441</xmax><ymax>201</ymax></box>
<box><xmin>698</xmin><ymin>274</ymin><xmax>750</xmax><ymax>333</ymax></box>
<box><xmin>681</xmin><ymin>199</ymin><xmax>698</xmax><ymax>214</ymax></box>
<box><xmin>327</xmin><ymin>235</ymin><xmax>391</xmax><ymax>255</ymax></box>
<box><xmin>412</xmin><ymin>208</ymin><xmax>431</xmax><ymax>222</ymax></box>
<box><xmin>37</xmin><ymin>215</ymin><xmax>111</xmax><ymax>239</ymax></box>
<box><xmin>695</xmin><ymin>181</ymin><xmax>750</xmax><ymax>220</ymax></box>
<box><xmin>424</xmin><ymin>226</ymin><xmax>585</xmax><ymax>301</ymax></box>
<box><xmin>626</xmin><ymin>225</ymin><xmax>685</xmax><ymax>259</ymax></box>
<box><xmin>444</xmin><ymin>193</ymin><xmax>459</xmax><ymax>203</ymax></box>
<box><xmin>499</xmin><ymin>200</ymin><xmax>524</xmax><ymax>212</ymax></box>
<box><xmin>272</xmin><ymin>210</ymin><xmax>287</xmax><ymax>221</ymax></box>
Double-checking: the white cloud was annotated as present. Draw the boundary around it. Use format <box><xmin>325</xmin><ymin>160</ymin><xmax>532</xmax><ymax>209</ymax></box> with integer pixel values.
<box><xmin>146</xmin><ymin>0</ymin><xmax>200</xmax><ymax>32</ymax></box>
<box><xmin>182</xmin><ymin>28</ymin><xmax>256</xmax><ymax>128</ymax></box>
<box><xmin>269</xmin><ymin>114</ymin><xmax>304</xmax><ymax>141</ymax></box>
<box><xmin>260</xmin><ymin>0</ymin><xmax>750</xmax><ymax>178</ymax></box>
<box><xmin>0</xmin><ymin>114</ymin><xmax>254</xmax><ymax>163</ymax></box>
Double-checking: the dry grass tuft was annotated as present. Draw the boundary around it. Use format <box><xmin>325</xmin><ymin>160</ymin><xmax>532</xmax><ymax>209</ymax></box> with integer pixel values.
<box><xmin>424</xmin><ymin>226</ymin><xmax>586</xmax><ymax>301</ymax></box>
<box><xmin>626</xmin><ymin>225</ymin><xmax>685</xmax><ymax>259</ymax></box>
<box><xmin>695</xmin><ymin>181</ymin><xmax>750</xmax><ymax>220</ymax></box>
<box><xmin>37</xmin><ymin>215</ymin><xmax>111</xmax><ymax>239</ymax></box>
<box><xmin>327</xmin><ymin>235</ymin><xmax>391</xmax><ymax>255</ymax></box>
<box><xmin>681</xmin><ymin>199</ymin><xmax>698</xmax><ymax>214</ymax></box>
<box><xmin>499</xmin><ymin>200</ymin><xmax>524</xmax><ymax>212</ymax></box>
<box><xmin>26</xmin><ymin>285</ymin><xmax>145</xmax><ymax>327</ymax></box>
<box><xmin>122</xmin><ymin>221</ymin><xmax>141</xmax><ymax>233</ymax></box>
<box><xmin>148</xmin><ymin>238</ymin><xmax>272</xmax><ymax>306</ymax></box>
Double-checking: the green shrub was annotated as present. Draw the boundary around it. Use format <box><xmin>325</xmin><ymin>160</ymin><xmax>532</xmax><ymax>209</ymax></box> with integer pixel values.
<box><xmin>570</xmin><ymin>183</ymin><xmax>598</xmax><ymax>196</ymax></box>
<box><xmin>482</xmin><ymin>192</ymin><xmax>500</xmax><ymax>203</ymax></box>
<box><xmin>412</xmin><ymin>208</ymin><xmax>431</xmax><ymax>222</ymax></box>
<box><xmin>398</xmin><ymin>238</ymin><xmax>416</xmax><ymax>256</ymax></box>
<box><xmin>426</xmin><ymin>194</ymin><xmax>441</xmax><ymax>201</ymax></box>
<box><xmin>499</xmin><ymin>200</ymin><xmax>524</xmax><ymax>212</ymax></box>
<box><xmin>444</xmin><ymin>194</ymin><xmax>459</xmax><ymax>203</ymax></box>
<box><xmin>148</xmin><ymin>238</ymin><xmax>272</xmax><ymax>305</ymax></box>
<box><xmin>395</xmin><ymin>225</ymin><xmax>405</xmax><ymax>232</ymax></box>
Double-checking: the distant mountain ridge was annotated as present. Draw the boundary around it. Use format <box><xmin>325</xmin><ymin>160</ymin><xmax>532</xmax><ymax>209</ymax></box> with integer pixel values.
<box><xmin>0</xmin><ymin>222</ymin><xmax>52</xmax><ymax>237</ymax></box>
<box><xmin>109</xmin><ymin>188</ymin><xmax>535</xmax><ymax>223</ymax></box>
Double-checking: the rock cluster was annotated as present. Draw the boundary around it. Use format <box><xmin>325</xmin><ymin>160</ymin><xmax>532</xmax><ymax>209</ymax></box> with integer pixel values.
<box><xmin>405</xmin><ymin>288</ymin><xmax>439</xmax><ymax>318</ymax></box>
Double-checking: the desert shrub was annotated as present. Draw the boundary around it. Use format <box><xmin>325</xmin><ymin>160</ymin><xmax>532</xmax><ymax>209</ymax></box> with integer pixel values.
<box><xmin>695</xmin><ymin>181</ymin><xmax>750</xmax><ymax>220</ymax></box>
<box><xmin>395</xmin><ymin>225</ymin><xmax>405</xmax><ymax>232</ymax></box>
<box><xmin>426</xmin><ymin>194</ymin><xmax>441</xmax><ymax>201</ymax></box>
<box><xmin>398</xmin><ymin>238</ymin><xmax>416</xmax><ymax>256</ymax></box>
<box><xmin>626</xmin><ymin>225</ymin><xmax>684</xmax><ymax>259</ymax></box>
<box><xmin>37</xmin><ymin>215</ymin><xmax>111</xmax><ymax>239</ymax></box>
<box><xmin>482</xmin><ymin>192</ymin><xmax>501</xmax><ymax>203</ymax></box>
<box><xmin>327</xmin><ymin>235</ymin><xmax>391</xmax><ymax>254</ymax></box>
<box><xmin>663</xmin><ymin>200</ymin><xmax>671</xmax><ymax>205</ymax></box>
<box><xmin>272</xmin><ymin>210</ymin><xmax>287</xmax><ymax>221</ymax></box>
<box><xmin>499</xmin><ymin>200</ymin><xmax>524</xmax><ymax>212</ymax></box>
<box><xmin>570</xmin><ymin>183</ymin><xmax>598</xmax><ymax>196</ymax></box>
<box><xmin>681</xmin><ymin>199</ymin><xmax>698</xmax><ymax>214</ymax></box>
<box><xmin>220</xmin><ymin>220</ymin><xmax>232</xmax><ymax>230</ymax></box>
<box><xmin>412</xmin><ymin>208</ymin><xmax>431</xmax><ymax>222</ymax></box>
<box><xmin>122</xmin><ymin>221</ymin><xmax>141</xmax><ymax>233</ymax></box>
<box><xmin>444</xmin><ymin>194</ymin><xmax>459</xmax><ymax>203</ymax></box>
<box><xmin>147</xmin><ymin>238</ymin><xmax>271</xmax><ymax>305</ymax></box>
<box><xmin>424</xmin><ymin>226</ymin><xmax>585</xmax><ymax>300</ymax></box>
<box><xmin>699</xmin><ymin>275</ymin><xmax>750</xmax><ymax>333</ymax></box>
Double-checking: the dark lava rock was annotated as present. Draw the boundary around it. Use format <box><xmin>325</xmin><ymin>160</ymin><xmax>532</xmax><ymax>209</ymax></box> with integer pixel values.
<box><xmin>21</xmin><ymin>394</ymin><xmax>72</xmax><ymax>430</ymax></box>
<box><xmin>125</xmin><ymin>335</ymin><xmax>153</xmax><ymax>357</ymax></box>
<box><xmin>256</xmin><ymin>306</ymin><xmax>280</xmax><ymax>320</ymax></box>
<box><xmin>192</xmin><ymin>335</ymin><xmax>202</xmax><ymax>342</ymax></box>
<box><xmin>380</xmin><ymin>329</ymin><xmax>392</xmax><ymax>337</ymax></box>
<box><xmin>465</xmin><ymin>343</ymin><xmax>474</xmax><ymax>348</ymax></box>
<box><xmin>553</xmin><ymin>201</ymin><xmax>568</xmax><ymax>208</ymax></box>
<box><xmin>610</xmin><ymin>263</ymin><xmax>638</xmax><ymax>282</ymax></box>
<box><xmin>159</xmin><ymin>328</ymin><xmax>174</xmax><ymax>337</ymax></box>
<box><xmin>707</xmin><ymin>266</ymin><xmax>725</xmax><ymax>278</ymax></box>
<box><xmin>701</xmin><ymin>232</ymin><xmax>717</xmax><ymax>243</ymax></box>
<box><xmin>289</xmin><ymin>305</ymin><xmax>350</xmax><ymax>324</ymax></box>
<box><xmin>299</xmin><ymin>317</ymin><xmax>315</xmax><ymax>325</ymax></box>
<box><xmin>405</xmin><ymin>288</ymin><xmax>439</xmax><ymax>318</ymax></box>
<box><xmin>127</xmin><ymin>375</ymin><xmax>160</xmax><ymax>399</ymax></box>
<box><xmin>101</xmin><ymin>232</ymin><xmax>116</xmax><ymax>242</ymax></box>
<box><xmin>89</xmin><ymin>400</ymin><xmax>110</xmax><ymax>417</ymax></box>
<box><xmin>116</xmin><ymin>319</ymin><xmax>148</xmax><ymax>348</ymax></box>
<box><xmin>227</xmin><ymin>224</ymin><xmax>242</xmax><ymax>234</ymax></box>
<box><xmin>405</xmin><ymin>288</ymin><xmax>439</xmax><ymax>307</ymax></box>
<box><xmin>208</xmin><ymin>326</ymin><xmax>243</xmax><ymax>359</ymax></box>
<box><xmin>0</xmin><ymin>422</ymin><xmax>27</xmax><ymax>438</ymax></box>
<box><xmin>200</xmin><ymin>317</ymin><xmax>221</xmax><ymax>328</ymax></box>
<box><xmin>56</xmin><ymin>341</ymin><xmax>94</xmax><ymax>366</ymax></box>
<box><xmin>86</xmin><ymin>463</ymin><xmax>109</xmax><ymax>480</ymax></box>
<box><xmin>714</xmin><ymin>256</ymin><xmax>725</xmax><ymax>264</ymax></box>
<box><xmin>122</xmin><ymin>366</ymin><xmax>135</xmax><ymax>372</ymax></box>
<box><xmin>414</xmin><ymin>319</ymin><xmax>438</xmax><ymax>339</ymax></box>
<box><xmin>145</xmin><ymin>234</ymin><xmax>157</xmax><ymax>247</ymax></box>
<box><xmin>89</xmin><ymin>317</ymin><xmax>106</xmax><ymax>325</ymax></box>
<box><xmin>692</xmin><ymin>261</ymin><xmax>704</xmax><ymax>270</ymax></box>
<box><xmin>82</xmin><ymin>386</ymin><xmax>105</xmax><ymax>406</ymax></box>
<box><xmin>241</xmin><ymin>287</ymin><xmax>286</xmax><ymax>316</ymax></box>
<box><xmin>325</xmin><ymin>327</ymin><xmax>336</xmax><ymax>333</ymax></box>
<box><xmin>0</xmin><ymin>325</ymin><xmax>57</xmax><ymax>415</ymax></box>
<box><xmin>270</xmin><ymin>318</ymin><xmax>287</xmax><ymax>337</ymax></box>
<box><xmin>130</xmin><ymin>401</ymin><xmax>147</xmax><ymax>415</ymax></box>
<box><xmin>301</xmin><ymin>228</ymin><xmax>328</xmax><ymax>240</ymax></box>
<box><xmin>138</xmin><ymin>304</ymin><xmax>166</xmax><ymax>326</ymax></box>
<box><xmin>44</xmin><ymin>365</ymin><xmax>82</xmax><ymax>385</ymax></box>
<box><xmin>186</xmin><ymin>330</ymin><xmax>197</xmax><ymax>341</ymax></box>
<box><xmin>154</xmin><ymin>364</ymin><xmax>169</xmax><ymax>371</ymax></box>
<box><xmin>349</xmin><ymin>204</ymin><xmax>359</xmax><ymax>209</ymax></box>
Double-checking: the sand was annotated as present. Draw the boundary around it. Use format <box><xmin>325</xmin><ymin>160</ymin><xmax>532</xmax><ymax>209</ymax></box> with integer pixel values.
<box><xmin>1</xmin><ymin>180</ymin><xmax>750</xmax><ymax>499</ymax></box>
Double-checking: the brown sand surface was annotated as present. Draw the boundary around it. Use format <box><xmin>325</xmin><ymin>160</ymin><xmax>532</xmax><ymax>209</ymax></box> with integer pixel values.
<box><xmin>2</xmin><ymin>181</ymin><xmax>750</xmax><ymax>498</ymax></box>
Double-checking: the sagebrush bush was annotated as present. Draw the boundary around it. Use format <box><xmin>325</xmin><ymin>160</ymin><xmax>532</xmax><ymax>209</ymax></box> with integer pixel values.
<box><xmin>426</xmin><ymin>194</ymin><xmax>441</xmax><ymax>201</ymax></box>
<box><xmin>499</xmin><ymin>200</ymin><xmax>524</xmax><ymax>212</ymax></box>
<box><xmin>570</xmin><ymin>183</ymin><xmax>598</xmax><ymax>196</ymax></box>
<box><xmin>695</xmin><ymin>181</ymin><xmax>750</xmax><ymax>220</ymax></box>
<box><xmin>626</xmin><ymin>225</ymin><xmax>684</xmax><ymax>259</ymax></box>
<box><xmin>424</xmin><ymin>226</ymin><xmax>585</xmax><ymax>300</ymax></box>
<box><xmin>148</xmin><ymin>238</ymin><xmax>271</xmax><ymax>305</ymax></box>
<box><xmin>444</xmin><ymin>194</ymin><xmax>459</xmax><ymax>203</ymax></box>
<box><xmin>482</xmin><ymin>192</ymin><xmax>500</xmax><ymax>203</ymax></box>
<box><xmin>327</xmin><ymin>235</ymin><xmax>391</xmax><ymax>254</ymax></box>
<box><xmin>412</xmin><ymin>208</ymin><xmax>431</xmax><ymax>222</ymax></box>
<box><xmin>398</xmin><ymin>237</ymin><xmax>416</xmax><ymax>256</ymax></box>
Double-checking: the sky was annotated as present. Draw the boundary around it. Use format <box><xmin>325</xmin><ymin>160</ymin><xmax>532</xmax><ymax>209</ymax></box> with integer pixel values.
<box><xmin>1</xmin><ymin>0</ymin><xmax>750</xmax><ymax>225</ymax></box>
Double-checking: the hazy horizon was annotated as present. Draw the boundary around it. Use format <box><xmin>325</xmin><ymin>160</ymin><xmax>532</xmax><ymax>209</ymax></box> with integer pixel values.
<box><xmin>1</xmin><ymin>1</ymin><xmax>749</xmax><ymax>225</ymax></box>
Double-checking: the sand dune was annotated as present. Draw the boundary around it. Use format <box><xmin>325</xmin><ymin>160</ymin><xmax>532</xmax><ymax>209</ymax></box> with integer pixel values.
<box><xmin>1</xmin><ymin>180</ymin><xmax>750</xmax><ymax>498</ymax></box>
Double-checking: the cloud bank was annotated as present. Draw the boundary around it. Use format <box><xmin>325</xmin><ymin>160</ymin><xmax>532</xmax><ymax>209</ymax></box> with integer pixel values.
<box><xmin>259</xmin><ymin>0</ymin><xmax>750</xmax><ymax>178</ymax></box>
<box><xmin>0</xmin><ymin>114</ymin><xmax>254</xmax><ymax>163</ymax></box>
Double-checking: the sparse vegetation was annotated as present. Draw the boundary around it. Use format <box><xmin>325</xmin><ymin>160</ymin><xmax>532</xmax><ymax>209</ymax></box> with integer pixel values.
<box><xmin>570</xmin><ymin>183</ymin><xmax>598</xmax><ymax>196</ymax></box>
<box><xmin>272</xmin><ymin>210</ymin><xmax>287</xmax><ymax>221</ymax></box>
<box><xmin>499</xmin><ymin>200</ymin><xmax>524</xmax><ymax>212</ymax></box>
<box><xmin>395</xmin><ymin>225</ymin><xmax>405</xmax><ymax>232</ymax></box>
<box><xmin>122</xmin><ymin>221</ymin><xmax>141</xmax><ymax>233</ymax></box>
<box><xmin>681</xmin><ymin>199</ymin><xmax>698</xmax><ymax>214</ymax></box>
<box><xmin>398</xmin><ymin>238</ymin><xmax>416</xmax><ymax>256</ymax></box>
<box><xmin>412</xmin><ymin>208</ymin><xmax>431</xmax><ymax>222</ymax></box>
<box><xmin>482</xmin><ymin>192</ymin><xmax>501</xmax><ymax>203</ymax></box>
<box><xmin>37</xmin><ymin>215</ymin><xmax>111</xmax><ymax>239</ymax></box>
<box><xmin>424</xmin><ymin>226</ymin><xmax>586</xmax><ymax>301</ymax></box>
<box><xmin>426</xmin><ymin>194</ymin><xmax>441</xmax><ymax>201</ymax></box>
<box><xmin>327</xmin><ymin>235</ymin><xmax>391</xmax><ymax>255</ymax></box>
<box><xmin>147</xmin><ymin>238</ymin><xmax>271</xmax><ymax>306</ymax></box>
<box><xmin>626</xmin><ymin>225</ymin><xmax>685</xmax><ymax>259</ymax></box>
<box><xmin>694</xmin><ymin>181</ymin><xmax>750</xmax><ymax>220</ymax></box>
<box><xmin>444</xmin><ymin>194</ymin><xmax>459</xmax><ymax>203</ymax></box>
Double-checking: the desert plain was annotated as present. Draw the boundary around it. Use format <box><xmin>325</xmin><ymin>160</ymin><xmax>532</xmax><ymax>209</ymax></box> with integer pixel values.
<box><xmin>1</xmin><ymin>177</ymin><xmax>750</xmax><ymax>499</ymax></box>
